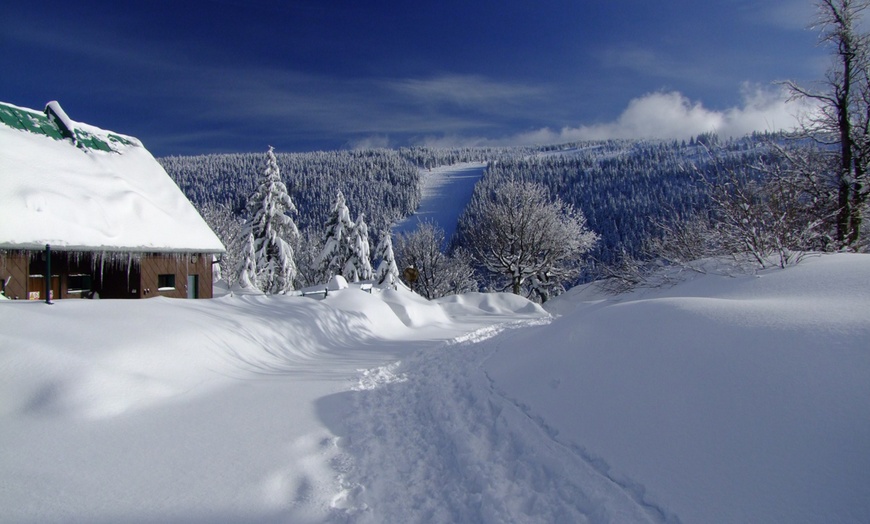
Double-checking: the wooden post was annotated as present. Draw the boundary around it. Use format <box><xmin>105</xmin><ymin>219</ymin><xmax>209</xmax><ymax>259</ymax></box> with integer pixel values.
<box><xmin>45</xmin><ymin>244</ymin><xmax>52</xmax><ymax>304</ymax></box>
<box><xmin>403</xmin><ymin>266</ymin><xmax>419</xmax><ymax>292</ymax></box>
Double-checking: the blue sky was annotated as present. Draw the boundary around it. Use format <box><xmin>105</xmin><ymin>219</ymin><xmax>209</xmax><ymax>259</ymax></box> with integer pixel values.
<box><xmin>3</xmin><ymin>0</ymin><xmax>826</xmax><ymax>156</ymax></box>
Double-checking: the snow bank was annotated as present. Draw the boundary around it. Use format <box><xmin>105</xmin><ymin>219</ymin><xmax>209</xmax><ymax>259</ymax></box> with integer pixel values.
<box><xmin>485</xmin><ymin>253</ymin><xmax>870</xmax><ymax>523</ymax></box>
<box><xmin>1</xmin><ymin>254</ymin><xmax>868</xmax><ymax>523</ymax></box>
<box><xmin>0</xmin><ymin>287</ymin><xmax>547</xmax><ymax>522</ymax></box>
<box><xmin>436</xmin><ymin>291</ymin><xmax>547</xmax><ymax>316</ymax></box>
<box><xmin>392</xmin><ymin>162</ymin><xmax>486</xmax><ymax>241</ymax></box>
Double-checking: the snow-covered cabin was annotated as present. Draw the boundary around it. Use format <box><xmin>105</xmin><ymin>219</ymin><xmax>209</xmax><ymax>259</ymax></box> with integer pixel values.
<box><xmin>0</xmin><ymin>101</ymin><xmax>225</xmax><ymax>300</ymax></box>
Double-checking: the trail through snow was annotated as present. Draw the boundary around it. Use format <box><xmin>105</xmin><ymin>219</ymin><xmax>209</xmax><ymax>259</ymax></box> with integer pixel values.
<box><xmin>2</xmin><ymin>254</ymin><xmax>868</xmax><ymax>523</ymax></box>
<box><xmin>325</xmin><ymin>319</ymin><xmax>670</xmax><ymax>524</ymax></box>
<box><xmin>392</xmin><ymin>162</ymin><xmax>485</xmax><ymax>242</ymax></box>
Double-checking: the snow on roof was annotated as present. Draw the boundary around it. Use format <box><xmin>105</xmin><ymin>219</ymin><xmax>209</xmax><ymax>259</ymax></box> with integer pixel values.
<box><xmin>0</xmin><ymin>101</ymin><xmax>225</xmax><ymax>253</ymax></box>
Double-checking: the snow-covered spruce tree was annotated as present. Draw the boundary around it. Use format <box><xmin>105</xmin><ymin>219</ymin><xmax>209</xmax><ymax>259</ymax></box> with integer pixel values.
<box><xmin>237</xmin><ymin>231</ymin><xmax>258</xmax><ymax>290</ymax></box>
<box><xmin>344</xmin><ymin>213</ymin><xmax>373</xmax><ymax>282</ymax></box>
<box><xmin>374</xmin><ymin>230</ymin><xmax>400</xmax><ymax>289</ymax></box>
<box><xmin>318</xmin><ymin>190</ymin><xmax>355</xmax><ymax>280</ymax></box>
<box><xmin>237</xmin><ymin>147</ymin><xmax>299</xmax><ymax>293</ymax></box>
<box><xmin>292</xmin><ymin>228</ymin><xmax>327</xmax><ymax>288</ymax></box>
<box><xmin>458</xmin><ymin>179</ymin><xmax>598</xmax><ymax>302</ymax></box>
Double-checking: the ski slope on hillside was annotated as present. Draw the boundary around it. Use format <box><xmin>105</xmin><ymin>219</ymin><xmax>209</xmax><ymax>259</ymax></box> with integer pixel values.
<box><xmin>1</xmin><ymin>254</ymin><xmax>868</xmax><ymax>523</ymax></box>
<box><xmin>392</xmin><ymin>162</ymin><xmax>485</xmax><ymax>242</ymax></box>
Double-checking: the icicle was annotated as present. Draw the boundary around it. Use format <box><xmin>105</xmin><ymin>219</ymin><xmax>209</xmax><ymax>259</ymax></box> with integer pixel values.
<box><xmin>126</xmin><ymin>253</ymin><xmax>133</xmax><ymax>290</ymax></box>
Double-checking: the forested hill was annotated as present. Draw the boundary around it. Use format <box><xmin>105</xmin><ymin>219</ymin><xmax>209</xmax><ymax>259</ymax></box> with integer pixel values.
<box><xmin>159</xmin><ymin>149</ymin><xmax>422</xmax><ymax>235</ymax></box>
<box><xmin>469</xmin><ymin>136</ymin><xmax>777</xmax><ymax>265</ymax></box>
<box><xmin>159</xmin><ymin>134</ymin><xmax>780</xmax><ymax>268</ymax></box>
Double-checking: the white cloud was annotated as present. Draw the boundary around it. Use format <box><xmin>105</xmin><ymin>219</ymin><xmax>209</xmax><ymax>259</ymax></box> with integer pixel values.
<box><xmin>578</xmin><ymin>85</ymin><xmax>815</xmax><ymax>140</ymax></box>
<box><xmin>416</xmin><ymin>86</ymin><xmax>816</xmax><ymax>148</ymax></box>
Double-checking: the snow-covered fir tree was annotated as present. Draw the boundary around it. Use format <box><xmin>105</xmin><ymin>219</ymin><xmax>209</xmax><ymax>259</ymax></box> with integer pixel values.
<box><xmin>374</xmin><ymin>230</ymin><xmax>400</xmax><ymax>289</ymax></box>
<box><xmin>237</xmin><ymin>147</ymin><xmax>299</xmax><ymax>294</ymax></box>
<box><xmin>344</xmin><ymin>213</ymin><xmax>373</xmax><ymax>282</ymax></box>
<box><xmin>318</xmin><ymin>190</ymin><xmax>355</xmax><ymax>280</ymax></box>
<box><xmin>237</xmin><ymin>231</ymin><xmax>258</xmax><ymax>290</ymax></box>
<box><xmin>291</xmin><ymin>228</ymin><xmax>327</xmax><ymax>288</ymax></box>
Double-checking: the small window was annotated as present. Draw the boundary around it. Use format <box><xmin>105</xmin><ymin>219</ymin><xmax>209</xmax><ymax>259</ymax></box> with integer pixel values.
<box><xmin>68</xmin><ymin>274</ymin><xmax>92</xmax><ymax>293</ymax></box>
<box><xmin>157</xmin><ymin>274</ymin><xmax>176</xmax><ymax>290</ymax></box>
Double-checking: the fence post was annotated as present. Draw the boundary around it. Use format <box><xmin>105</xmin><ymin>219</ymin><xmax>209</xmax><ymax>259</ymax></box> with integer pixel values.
<box><xmin>45</xmin><ymin>244</ymin><xmax>53</xmax><ymax>304</ymax></box>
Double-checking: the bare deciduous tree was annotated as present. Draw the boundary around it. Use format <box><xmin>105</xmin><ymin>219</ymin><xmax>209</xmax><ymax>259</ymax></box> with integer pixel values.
<box><xmin>785</xmin><ymin>0</ymin><xmax>870</xmax><ymax>248</ymax></box>
<box><xmin>707</xmin><ymin>171</ymin><xmax>823</xmax><ymax>268</ymax></box>
<box><xmin>459</xmin><ymin>179</ymin><xmax>597</xmax><ymax>302</ymax></box>
<box><xmin>394</xmin><ymin>222</ymin><xmax>478</xmax><ymax>299</ymax></box>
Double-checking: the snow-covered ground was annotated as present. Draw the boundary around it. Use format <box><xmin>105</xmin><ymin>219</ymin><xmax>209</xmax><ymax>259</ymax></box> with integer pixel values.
<box><xmin>392</xmin><ymin>162</ymin><xmax>486</xmax><ymax>242</ymax></box>
<box><xmin>1</xmin><ymin>254</ymin><xmax>869</xmax><ymax>523</ymax></box>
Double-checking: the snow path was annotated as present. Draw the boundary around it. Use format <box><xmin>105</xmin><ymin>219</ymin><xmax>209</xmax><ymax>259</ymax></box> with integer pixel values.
<box><xmin>392</xmin><ymin>162</ymin><xmax>486</xmax><ymax>242</ymax></box>
<box><xmin>3</xmin><ymin>255</ymin><xmax>867</xmax><ymax>522</ymax></box>
<box><xmin>0</xmin><ymin>290</ymin><xmax>557</xmax><ymax>523</ymax></box>
<box><xmin>326</xmin><ymin>320</ymin><xmax>668</xmax><ymax>523</ymax></box>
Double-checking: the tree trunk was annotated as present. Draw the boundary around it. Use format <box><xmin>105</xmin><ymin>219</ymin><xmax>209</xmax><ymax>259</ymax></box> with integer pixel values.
<box><xmin>849</xmin><ymin>175</ymin><xmax>864</xmax><ymax>244</ymax></box>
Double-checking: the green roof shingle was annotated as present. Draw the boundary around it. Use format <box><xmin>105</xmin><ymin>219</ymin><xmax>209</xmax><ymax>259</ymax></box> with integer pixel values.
<box><xmin>0</xmin><ymin>101</ymin><xmax>134</xmax><ymax>153</ymax></box>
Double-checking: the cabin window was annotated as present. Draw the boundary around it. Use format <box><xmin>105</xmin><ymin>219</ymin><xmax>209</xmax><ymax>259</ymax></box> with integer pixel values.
<box><xmin>157</xmin><ymin>274</ymin><xmax>176</xmax><ymax>290</ymax></box>
<box><xmin>68</xmin><ymin>274</ymin><xmax>92</xmax><ymax>293</ymax></box>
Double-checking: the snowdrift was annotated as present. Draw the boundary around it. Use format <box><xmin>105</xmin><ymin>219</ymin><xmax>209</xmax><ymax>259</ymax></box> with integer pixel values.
<box><xmin>1</xmin><ymin>254</ymin><xmax>868</xmax><ymax>523</ymax></box>
<box><xmin>486</xmin><ymin>254</ymin><xmax>870</xmax><ymax>523</ymax></box>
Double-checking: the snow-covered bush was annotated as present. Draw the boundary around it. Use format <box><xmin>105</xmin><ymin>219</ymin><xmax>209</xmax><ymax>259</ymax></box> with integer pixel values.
<box><xmin>198</xmin><ymin>202</ymin><xmax>244</xmax><ymax>288</ymax></box>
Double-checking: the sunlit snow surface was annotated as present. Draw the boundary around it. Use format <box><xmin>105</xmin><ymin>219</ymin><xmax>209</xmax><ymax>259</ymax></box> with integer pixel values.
<box><xmin>0</xmin><ymin>107</ymin><xmax>223</xmax><ymax>252</ymax></box>
<box><xmin>392</xmin><ymin>162</ymin><xmax>485</xmax><ymax>242</ymax></box>
<box><xmin>1</xmin><ymin>254</ymin><xmax>868</xmax><ymax>523</ymax></box>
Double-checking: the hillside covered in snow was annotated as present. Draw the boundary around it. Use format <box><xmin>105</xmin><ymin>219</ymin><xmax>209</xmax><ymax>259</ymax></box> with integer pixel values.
<box><xmin>160</xmin><ymin>136</ymin><xmax>779</xmax><ymax>268</ymax></box>
<box><xmin>1</xmin><ymin>254</ymin><xmax>868</xmax><ymax>523</ymax></box>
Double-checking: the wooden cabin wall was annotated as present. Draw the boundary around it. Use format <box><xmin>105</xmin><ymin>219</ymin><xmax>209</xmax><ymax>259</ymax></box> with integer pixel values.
<box><xmin>0</xmin><ymin>252</ymin><xmax>28</xmax><ymax>299</ymax></box>
<box><xmin>140</xmin><ymin>254</ymin><xmax>213</xmax><ymax>299</ymax></box>
<box><xmin>1</xmin><ymin>251</ymin><xmax>214</xmax><ymax>300</ymax></box>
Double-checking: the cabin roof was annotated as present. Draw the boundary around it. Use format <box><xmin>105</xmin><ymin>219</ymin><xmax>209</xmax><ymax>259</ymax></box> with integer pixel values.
<box><xmin>0</xmin><ymin>101</ymin><xmax>225</xmax><ymax>253</ymax></box>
